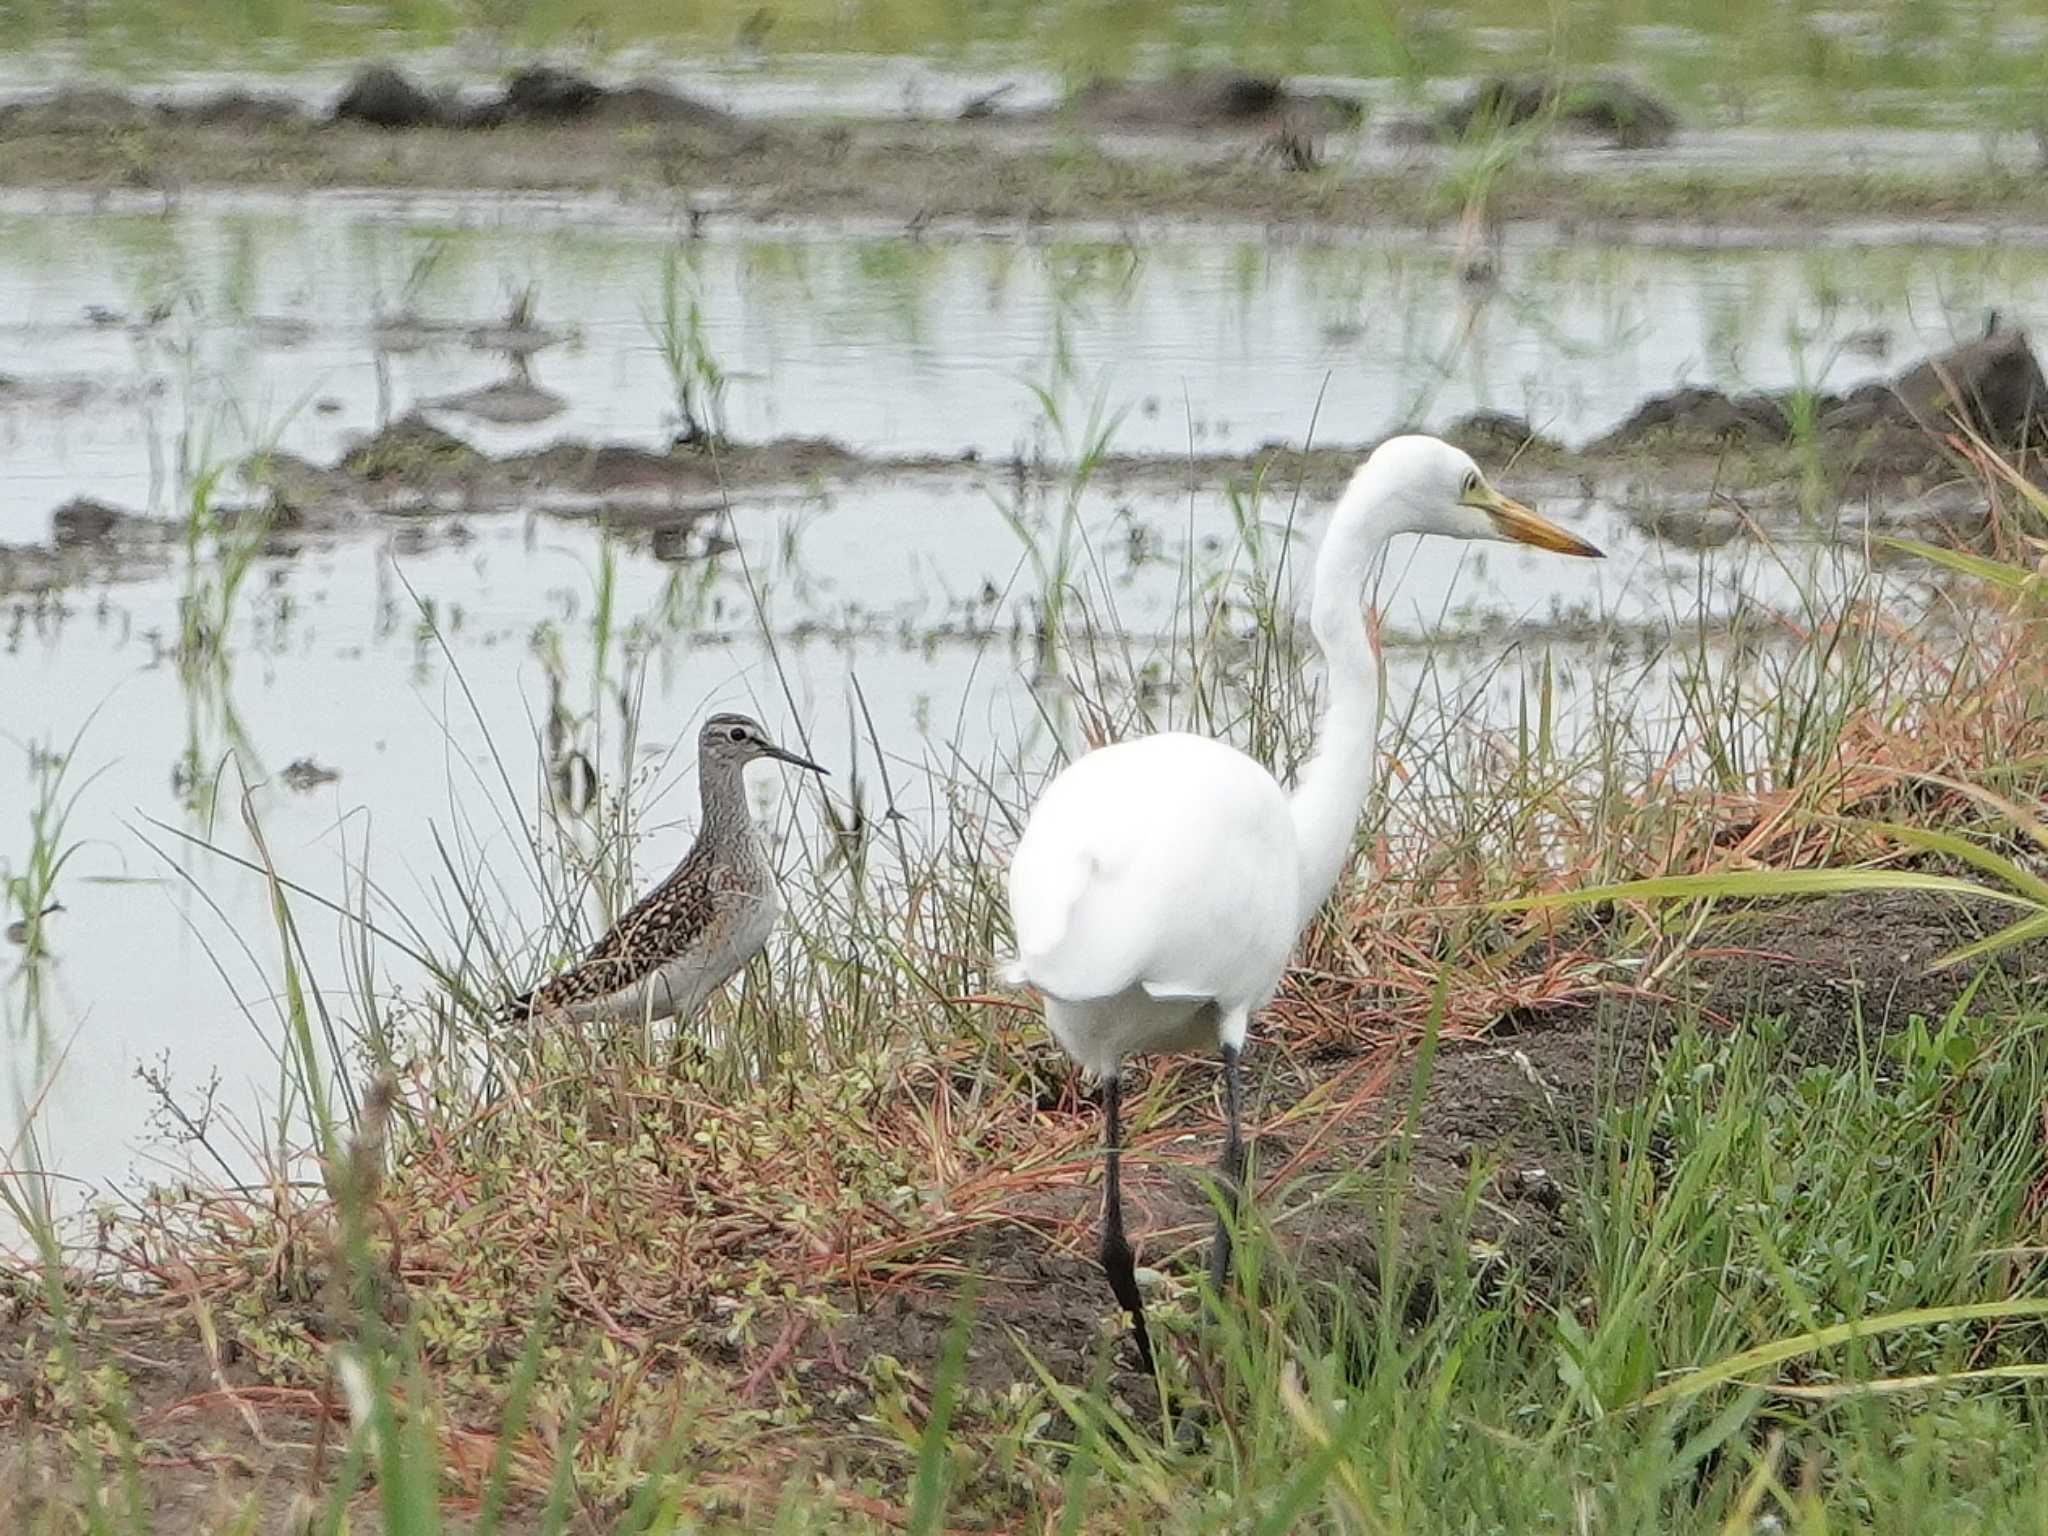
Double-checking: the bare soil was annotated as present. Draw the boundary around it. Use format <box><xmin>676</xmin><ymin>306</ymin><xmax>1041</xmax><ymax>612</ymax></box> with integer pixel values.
<box><xmin>8</xmin><ymin>890</ymin><xmax>2044</xmax><ymax>1531</ymax></box>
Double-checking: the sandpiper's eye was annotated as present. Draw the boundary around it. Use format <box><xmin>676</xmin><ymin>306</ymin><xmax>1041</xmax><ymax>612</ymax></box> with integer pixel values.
<box><xmin>728</xmin><ymin>726</ymin><xmax>748</xmax><ymax>742</ymax></box>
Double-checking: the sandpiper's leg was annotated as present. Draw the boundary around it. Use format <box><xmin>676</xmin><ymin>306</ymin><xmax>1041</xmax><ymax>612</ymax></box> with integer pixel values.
<box><xmin>1208</xmin><ymin>1042</ymin><xmax>1245</xmax><ymax>1295</ymax></box>
<box><xmin>1099</xmin><ymin>1071</ymin><xmax>1156</xmax><ymax>1373</ymax></box>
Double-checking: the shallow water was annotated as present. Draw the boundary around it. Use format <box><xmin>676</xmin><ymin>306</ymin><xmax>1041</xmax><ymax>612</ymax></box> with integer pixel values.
<box><xmin>4</xmin><ymin>192</ymin><xmax>2045</xmax><ymax>537</ymax></box>
<box><xmin>0</xmin><ymin>471</ymin><xmax>1925</xmax><ymax>1220</ymax></box>
<box><xmin>0</xmin><ymin>189</ymin><xmax>1970</xmax><ymax>1235</ymax></box>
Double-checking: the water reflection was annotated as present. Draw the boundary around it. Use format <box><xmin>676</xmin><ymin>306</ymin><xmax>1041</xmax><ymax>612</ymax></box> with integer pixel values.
<box><xmin>4</xmin><ymin>194</ymin><xmax>2041</xmax><ymax>538</ymax></box>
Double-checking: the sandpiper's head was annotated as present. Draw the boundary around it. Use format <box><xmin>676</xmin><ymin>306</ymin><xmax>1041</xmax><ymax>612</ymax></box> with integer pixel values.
<box><xmin>1346</xmin><ymin>435</ymin><xmax>1603</xmax><ymax>557</ymax></box>
<box><xmin>699</xmin><ymin>712</ymin><xmax>826</xmax><ymax>775</ymax></box>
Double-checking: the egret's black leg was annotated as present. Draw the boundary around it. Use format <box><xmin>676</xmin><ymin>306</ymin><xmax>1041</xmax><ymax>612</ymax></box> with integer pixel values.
<box><xmin>1208</xmin><ymin>1043</ymin><xmax>1245</xmax><ymax>1295</ymax></box>
<box><xmin>1100</xmin><ymin>1072</ymin><xmax>1156</xmax><ymax>1373</ymax></box>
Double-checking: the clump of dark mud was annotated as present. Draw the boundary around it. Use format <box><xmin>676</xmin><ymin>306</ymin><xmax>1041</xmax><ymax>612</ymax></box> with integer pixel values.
<box><xmin>0</xmin><ymin>497</ymin><xmax>177</xmax><ymax>594</ymax></box>
<box><xmin>1588</xmin><ymin>326</ymin><xmax>2048</xmax><ymax>480</ymax></box>
<box><xmin>249</xmin><ymin>412</ymin><xmax>956</xmax><ymax>528</ymax></box>
<box><xmin>1398</xmin><ymin>72</ymin><xmax>1678</xmax><ymax>149</ymax></box>
<box><xmin>1439</xmin><ymin>409</ymin><xmax>1567</xmax><ymax>458</ymax></box>
<box><xmin>49</xmin><ymin>496</ymin><xmax>132</xmax><ymax>546</ymax></box>
<box><xmin>279</xmin><ymin>757</ymin><xmax>341</xmax><ymax>792</ymax></box>
<box><xmin>976</xmin><ymin>70</ymin><xmax>1362</xmax><ymax>136</ymax></box>
<box><xmin>330</xmin><ymin>64</ymin><xmax>442</xmax><ymax>128</ymax></box>
<box><xmin>0</xmin><ymin>63</ymin><xmax>744</xmax><ymax>139</ymax></box>
<box><xmin>330</xmin><ymin>62</ymin><xmax>742</xmax><ymax>133</ymax></box>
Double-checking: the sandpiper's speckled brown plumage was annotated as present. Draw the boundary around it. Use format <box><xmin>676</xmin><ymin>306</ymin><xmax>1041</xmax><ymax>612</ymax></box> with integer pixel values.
<box><xmin>500</xmin><ymin>713</ymin><xmax>823</xmax><ymax>1030</ymax></box>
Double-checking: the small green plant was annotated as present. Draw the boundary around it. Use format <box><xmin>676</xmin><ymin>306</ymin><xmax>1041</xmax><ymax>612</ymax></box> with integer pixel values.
<box><xmin>648</xmin><ymin>248</ymin><xmax>729</xmax><ymax>447</ymax></box>
<box><xmin>992</xmin><ymin>373</ymin><xmax>1128</xmax><ymax>686</ymax></box>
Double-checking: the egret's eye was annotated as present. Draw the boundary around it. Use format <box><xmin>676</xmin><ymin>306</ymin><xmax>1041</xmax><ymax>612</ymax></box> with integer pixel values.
<box><xmin>728</xmin><ymin>726</ymin><xmax>748</xmax><ymax>743</ymax></box>
<box><xmin>1462</xmin><ymin>472</ymin><xmax>1480</xmax><ymax>498</ymax></box>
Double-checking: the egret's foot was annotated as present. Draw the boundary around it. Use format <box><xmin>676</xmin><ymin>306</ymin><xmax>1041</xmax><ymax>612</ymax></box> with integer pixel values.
<box><xmin>1101</xmin><ymin>1227</ymin><xmax>1157</xmax><ymax>1375</ymax></box>
<box><xmin>1209</xmin><ymin>1042</ymin><xmax>1246</xmax><ymax>1297</ymax></box>
<box><xmin>1124</xmin><ymin>1318</ymin><xmax>1157</xmax><ymax>1377</ymax></box>
<box><xmin>1207</xmin><ymin>1212</ymin><xmax>1235</xmax><ymax>1296</ymax></box>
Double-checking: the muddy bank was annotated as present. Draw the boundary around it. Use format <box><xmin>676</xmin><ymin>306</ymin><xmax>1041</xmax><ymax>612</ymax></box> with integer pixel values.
<box><xmin>4</xmin><ymin>73</ymin><xmax>2047</xmax><ymax>227</ymax></box>
<box><xmin>1587</xmin><ymin>325</ymin><xmax>2048</xmax><ymax>475</ymax></box>
<box><xmin>7</xmin><ymin>888</ymin><xmax>2043</xmax><ymax>1530</ymax></box>
<box><xmin>1125</xmin><ymin>327</ymin><xmax>2048</xmax><ymax>512</ymax></box>
<box><xmin>231</xmin><ymin>324</ymin><xmax>2048</xmax><ymax>504</ymax></box>
<box><xmin>29</xmin><ymin>61</ymin><xmax>1349</xmax><ymax>142</ymax></box>
<box><xmin>808</xmin><ymin>885</ymin><xmax>2048</xmax><ymax>1397</ymax></box>
<box><xmin>0</xmin><ymin>423</ymin><xmax>934</xmax><ymax>593</ymax></box>
<box><xmin>966</xmin><ymin>70</ymin><xmax>1363</xmax><ymax>136</ymax></box>
<box><xmin>4</xmin><ymin>328</ymin><xmax>2032</xmax><ymax>598</ymax></box>
<box><xmin>252</xmin><ymin>414</ymin><xmax>970</xmax><ymax>523</ymax></box>
<box><xmin>1393</xmin><ymin>72</ymin><xmax>1679</xmax><ymax>150</ymax></box>
<box><xmin>0</xmin><ymin>63</ymin><xmax>750</xmax><ymax>139</ymax></box>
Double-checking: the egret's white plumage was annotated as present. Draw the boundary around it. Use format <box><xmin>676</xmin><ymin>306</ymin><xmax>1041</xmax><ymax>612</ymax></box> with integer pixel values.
<box><xmin>1007</xmin><ymin>734</ymin><xmax>1297</xmax><ymax>1073</ymax></box>
<box><xmin>1004</xmin><ymin>434</ymin><xmax>1604</xmax><ymax>1370</ymax></box>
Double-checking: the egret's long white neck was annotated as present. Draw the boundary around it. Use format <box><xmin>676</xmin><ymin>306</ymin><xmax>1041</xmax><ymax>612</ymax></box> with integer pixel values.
<box><xmin>1288</xmin><ymin>462</ymin><xmax>1396</xmax><ymax>931</ymax></box>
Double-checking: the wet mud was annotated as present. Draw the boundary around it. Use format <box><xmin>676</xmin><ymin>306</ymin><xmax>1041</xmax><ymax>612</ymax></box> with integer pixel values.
<box><xmin>0</xmin><ymin>65</ymin><xmax>2038</xmax><ymax>226</ymax></box>
<box><xmin>329</xmin><ymin>62</ymin><xmax>748</xmax><ymax>135</ymax></box>
<box><xmin>1396</xmin><ymin>72</ymin><xmax>1681</xmax><ymax>150</ymax></box>
<box><xmin>1585</xmin><ymin>325</ymin><xmax>2048</xmax><ymax>476</ymax></box>
<box><xmin>4</xmin><ymin>327</ymin><xmax>2034</xmax><ymax>599</ymax></box>
<box><xmin>974</xmin><ymin>70</ymin><xmax>1364</xmax><ymax>136</ymax></box>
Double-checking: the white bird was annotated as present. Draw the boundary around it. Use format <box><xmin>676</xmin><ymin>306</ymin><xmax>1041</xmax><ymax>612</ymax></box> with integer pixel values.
<box><xmin>1004</xmin><ymin>435</ymin><xmax>1603</xmax><ymax>1369</ymax></box>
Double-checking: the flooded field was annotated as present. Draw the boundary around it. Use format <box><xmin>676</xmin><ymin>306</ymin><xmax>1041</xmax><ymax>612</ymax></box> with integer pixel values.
<box><xmin>1</xmin><ymin>191</ymin><xmax>1989</xmax><ymax>1210</ymax></box>
<box><xmin>8</xmin><ymin>5</ymin><xmax>2048</xmax><ymax>1528</ymax></box>
<box><xmin>6</xmin><ymin>192</ymin><xmax>2044</xmax><ymax>524</ymax></box>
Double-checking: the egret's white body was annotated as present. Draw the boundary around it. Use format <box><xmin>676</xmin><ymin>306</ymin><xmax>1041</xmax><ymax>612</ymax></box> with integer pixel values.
<box><xmin>1004</xmin><ymin>434</ymin><xmax>1603</xmax><ymax>1369</ymax></box>
<box><xmin>1009</xmin><ymin>734</ymin><xmax>1299</xmax><ymax>1077</ymax></box>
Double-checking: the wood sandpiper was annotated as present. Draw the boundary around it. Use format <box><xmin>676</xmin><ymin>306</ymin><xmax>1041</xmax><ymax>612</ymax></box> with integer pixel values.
<box><xmin>500</xmin><ymin>712</ymin><xmax>825</xmax><ymax>1031</ymax></box>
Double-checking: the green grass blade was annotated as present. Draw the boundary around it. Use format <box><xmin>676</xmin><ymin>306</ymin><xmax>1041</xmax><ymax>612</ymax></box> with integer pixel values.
<box><xmin>907</xmin><ymin>1284</ymin><xmax>977</xmax><ymax>1536</ymax></box>
<box><xmin>1930</xmin><ymin>910</ymin><xmax>2048</xmax><ymax>971</ymax></box>
<box><xmin>1765</xmin><ymin>1362</ymin><xmax>2048</xmax><ymax>1400</ymax></box>
<box><xmin>1881</xmin><ymin>536</ymin><xmax>2037</xmax><ymax>594</ymax></box>
<box><xmin>474</xmin><ymin>1276</ymin><xmax>560</xmax><ymax>1536</ymax></box>
<box><xmin>1869</xmin><ymin>819</ymin><xmax>2048</xmax><ymax>907</ymax></box>
<box><xmin>1635</xmin><ymin>1298</ymin><xmax>2048</xmax><ymax>1409</ymax></box>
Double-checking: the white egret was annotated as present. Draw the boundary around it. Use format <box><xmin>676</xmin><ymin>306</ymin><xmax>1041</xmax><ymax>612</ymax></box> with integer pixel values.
<box><xmin>1004</xmin><ymin>435</ymin><xmax>1602</xmax><ymax>1368</ymax></box>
